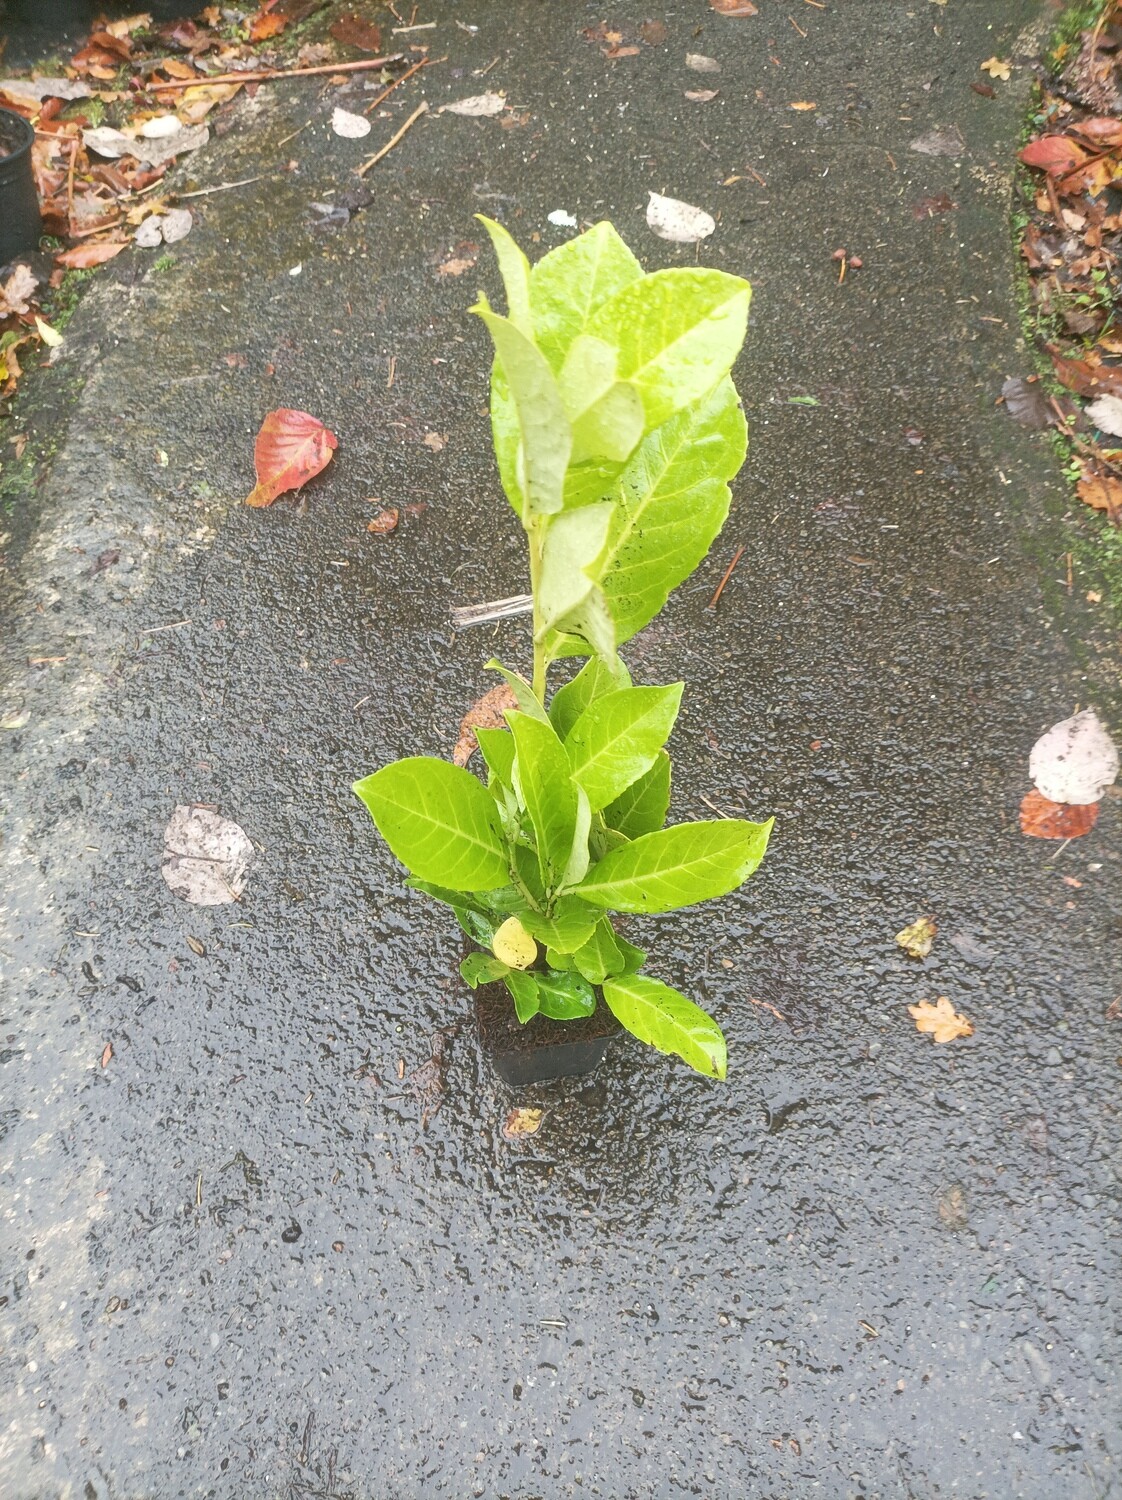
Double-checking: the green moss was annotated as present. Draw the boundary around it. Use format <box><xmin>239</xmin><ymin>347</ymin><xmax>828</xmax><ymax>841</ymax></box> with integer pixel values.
<box><xmin>153</xmin><ymin>254</ymin><xmax>176</xmax><ymax>273</ymax></box>
<box><xmin>1046</xmin><ymin>0</ymin><xmax>1111</xmax><ymax>70</ymax></box>
<box><xmin>43</xmin><ymin>268</ymin><xmax>96</xmax><ymax>333</ymax></box>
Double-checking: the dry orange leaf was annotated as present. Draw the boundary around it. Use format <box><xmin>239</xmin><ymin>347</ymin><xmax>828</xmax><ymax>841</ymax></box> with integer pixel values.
<box><xmin>248</xmin><ymin>13</ymin><xmax>288</xmax><ymax>41</ymax></box>
<box><xmin>452</xmin><ymin>683</ymin><xmax>518</xmax><ymax>767</ymax></box>
<box><xmin>908</xmin><ymin>997</ymin><xmax>973</xmax><ymax>1044</ymax></box>
<box><xmin>245</xmin><ymin>408</ymin><xmax>338</xmax><ymax>508</ymax></box>
<box><xmin>1019</xmin><ymin>789</ymin><xmax>1099</xmax><ymax>840</ymax></box>
<box><xmin>710</xmin><ymin>0</ymin><xmax>758</xmax><ymax>13</ymax></box>
<box><xmin>366</xmin><ymin>506</ymin><xmax>399</xmax><ymax>535</ymax></box>
<box><xmin>100</xmin><ymin>1041</ymin><xmax>114</xmax><ymax>1068</ymax></box>
<box><xmin>1076</xmin><ymin>474</ymin><xmax>1122</xmax><ymax>523</ymax></box>
<box><xmin>54</xmin><ymin>241</ymin><xmax>128</xmax><ymax>269</ymax></box>
<box><xmin>789</xmin><ymin>101</ymin><xmax>817</xmax><ymax>111</ymax></box>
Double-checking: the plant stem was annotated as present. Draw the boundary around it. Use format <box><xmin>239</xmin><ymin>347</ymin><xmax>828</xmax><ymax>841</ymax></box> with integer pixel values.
<box><xmin>527</xmin><ymin>519</ymin><xmax>548</xmax><ymax>702</ymax></box>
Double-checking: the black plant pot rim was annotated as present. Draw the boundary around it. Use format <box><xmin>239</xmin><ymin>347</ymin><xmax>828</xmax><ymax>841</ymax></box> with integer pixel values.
<box><xmin>474</xmin><ymin>977</ymin><xmax>622</xmax><ymax>1088</ymax></box>
<box><xmin>0</xmin><ymin>107</ymin><xmax>35</xmax><ymax>170</ymax></box>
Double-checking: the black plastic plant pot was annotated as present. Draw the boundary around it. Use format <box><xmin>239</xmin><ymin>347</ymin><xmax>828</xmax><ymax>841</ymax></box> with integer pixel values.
<box><xmin>0</xmin><ymin>109</ymin><xmax>41</xmax><ymax>267</ymax></box>
<box><xmin>5</xmin><ymin>0</ymin><xmax>92</xmax><ymax>25</ymax></box>
<box><xmin>475</xmin><ymin>982</ymin><xmax>622</xmax><ymax>1087</ymax></box>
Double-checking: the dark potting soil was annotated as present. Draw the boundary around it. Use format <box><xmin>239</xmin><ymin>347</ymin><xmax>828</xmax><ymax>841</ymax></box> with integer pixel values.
<box><xmin>475</xmin><ymin>980</ymin><xmax>621</xmax><ymax>1085</ymax></box>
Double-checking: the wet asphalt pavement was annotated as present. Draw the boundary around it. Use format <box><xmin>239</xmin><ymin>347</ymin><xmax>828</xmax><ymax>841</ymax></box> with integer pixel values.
<box><xmin>2</xmin><ymin>2</ymin><xmax>1121</xmax><ymax>1497</ymax></box>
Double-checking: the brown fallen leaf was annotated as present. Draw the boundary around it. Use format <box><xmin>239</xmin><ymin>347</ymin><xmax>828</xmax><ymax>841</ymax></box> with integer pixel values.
<box><xmin>685</xmin><ymin>89</ymin><xmax>720</xmax><ymax>102</ymax></box>
<box><xmin>423</xmin><ymin>431</ymin><xmax>447</xmax><ymax>452</ymax></box>
<box><xmin>1076</xmin><ymin>474</ymin><xmax>1122</xmax><ymax>524</ymax></box>
<box><xmin>896</xmin><ymin>916</ymin><xmax>937</xmax><ymax>960</ymax></box>
<box><xmin>453</xmin><ymin>683</ymin><xmax>517</xmax><ymax>767</ymax></box>
<box><xmin>710</xmin><ymin>0</ymin><xmax>757</xmax><ymax>13</ymax></box>
<box><xmin>245</xmin><ymin>409</ymin><xmax>338</xmax><ymax>508</ymax></box>
<box><xmin>908</xmin><ymin>997</ymin><xmax>973</xmax><ymax>1044</ymax></box>
<box><xmin>1019</xmin><ymin>789</ymin><xmax>1099</xmax><ymax>840</ymax></box>
<box><xmin>100</xmin><ymin>1041</ymin><xmax>114</xmax><ymax>1068</ymax></box>
<box><xmin>186</xmin><ymin>935</ymin><xmax>206</xmax><ymax>956</ymax></box>
<box><xmin>980</xmin><ymin>56</ymin><xmax>1011</xmax><ymax>81</ymax></box>
<box><xmin>1047</xmin><ymin>345</ymin><xmax>1122</xmax><ymax>400</ymax></box>
<box><xmin>502</xmin><ymin>1106</ymin><xmax>544</xmax><ymax>1140</ymax></box>
<box><xmin>913</xmin><ymin>192</ymin><xmax>956</xmax><ymax>219</ymax></box>
<box><xmin>603</xmin><ymin>45</ymin><xmax>640</xmax><ymax>58</ymax></box>
<box><xmin>789</xmin><ymin>100</ymin><xmax>817</xmax><ymax>110</ymax></box>
<box><xmin>1001</xmin><ymin>375</ymin><xmax>1052</xmax><ymax>430</ymax></box>
<box><xmin>639</xmin><ymin>19</ymin><xmax>668</xmax><ymax>45</ymax></box>
<box><xmin>367</xmin><ymin>507</ymin><xmax>399</xmax><ymax>534</ymax></box>
<box><xmin>329</xmin><ymin>12</ymin><xmax>383</xmax><ymax>51</ymax></box>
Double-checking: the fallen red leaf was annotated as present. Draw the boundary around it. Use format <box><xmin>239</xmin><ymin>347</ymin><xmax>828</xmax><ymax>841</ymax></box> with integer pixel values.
<box><xmin>1019</xmin><ymin>135</ymin><xmax>1090</xmax><ymax>175</ymax></box>
<box><xmin>1019</xmin><ymin>789</ymin><xmax>1099</xmax><ymax>840</ymax></box>
<box><xmin>245</xmin><ymin>408</ymin><xmax>338</xmax><ymax>508</ymax></box>
<box><xmin>54</xmin><ymin>241</ymin><xmax>128</xmax><ymax>269</ymax></box>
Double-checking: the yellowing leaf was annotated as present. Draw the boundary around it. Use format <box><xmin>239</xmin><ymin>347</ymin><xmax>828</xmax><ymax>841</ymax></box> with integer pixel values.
<box><xmin>789</xmin><ymin>100</ymin><xmax>817</xmax><ymax>110</ymax></box>
<box><xmin>981</xmin><ymin>56</ymin><xmax>1011</xmax><ymax>80</ymax></box>
<box><xmin>492</xmin><ymin>916</ymin><xmax>537</xmax><ymax>970</ymax></box>
<box><xmin>908</xmin><ymin>996</ymin><xmax>973</xmax><ymax>1044</ymax></box>
<box><xmin>896</xmin><ymin>916</ymin><xmax>936</xmax><ymax>960</ymax></box>
<box><xmin>35</xmin><ymin>317</ymin><xmax>64</xmax><ymax>349</ymax></box>
<box><xmin>501</xmin><ymin>1107</ymin><xmax>544</xmax><ymax>1140</ymax></box>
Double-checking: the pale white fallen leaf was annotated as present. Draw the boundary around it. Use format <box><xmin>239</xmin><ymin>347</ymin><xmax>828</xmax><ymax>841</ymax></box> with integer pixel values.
<box><xmin>134</xmin><ymin>215</ymin><xmax>165</xmax><ymax>248</ymax></box>
<box><xmin>1029</xmin><ymin>709</ymin><xmax>1119</xmax><ymax>806</ymax></box>
<box><xmin>138</xmin><ymin>114</ymin><xmax>182</xmax><ymax>139</ymax></box>
<box><xmin>646</xmin><ymin>191</ymin><xmax>715</xmax><ymax>243</ymax></box>
<box><xmin>289</xmin><ymin>263</ymin><xmax>303</xmax><ymax>276</ymax></box>
<box><xmin>331</xmin><ymin>106</ymin><xmax>372</xmax><ymax>139</ymax></box>
<box><xmin>161</xmin><ymin>805</ymin><xmax>253</xmax><ymax>905</ymax></box>
<box><xmin>686</xmin><ymin>53</ymin><xmax>722</xmax><ymax>72</ymax></box>
<box><xmin>685</xmin><ymin>89</ymin><xmax>720</xmax><ymax>102</ymax></box>
<box><xmin>547</xmin><ymin>208</ymin><xmax>577</xmax><ymax>227</ymax></box>
<box><xmin>1</xmin><ymin>707</ymin><xmax>30</xmax><ymax>729</ymax></box>
<box><xmin>0</xmin><ymin>77</ymin><xmax>91</xmax><ymax>105</ymax></box>
<box><xmin>1085</xmin><ymin>394</ymin><xmax>1122</xmax><ymax>438</ymax></box>
<box><xmin>84</xmin><ymin>122</ymin><xmax>208</xmax><ymax>166</ymax></box>
<box><xmin>34</xmin><ymin>317</ymin><xmax>63</xmax><ymax>348</ymax></box>
<box><xmin>440</xmin><ymin>93</ymin><xmax>505</xmax><ymax>116</ymax></box>
<box><xmin>0</xmin><ymin>264</ymin><xmax>39</xmax><ymax>316</ymax></box>
<box><xmin>160</xmin><ymin>207</ymin><xmax>193</xmax><ymax>244</ymax></box>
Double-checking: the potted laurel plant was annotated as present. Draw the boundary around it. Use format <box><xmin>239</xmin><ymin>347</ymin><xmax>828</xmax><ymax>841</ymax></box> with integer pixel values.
<box><xmin>354</xmin><ymin>217</ymin><xmax>772</xmax><ymax>1084</ymax></box>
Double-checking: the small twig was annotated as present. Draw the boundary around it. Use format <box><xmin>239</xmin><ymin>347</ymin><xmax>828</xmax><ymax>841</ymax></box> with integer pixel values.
<box><xmin>746</xmin><ymin>995</ymin><xmax>787</xmax><ymax>1023</ymax></box>
<box><xmin>745</xmin><ymin>164</ymin><xmax>766</xmax><ymax>187</ymax></box>
<box><xmin>276</xmin><ymin>120</ymin><xmax>311</xmax><ymax>147</ymax></box>
<box><xmin>476</xmin><ymin>56</ymin><xmax>501</xmax><ymax>77</ymax></box>
<box><xmin>707</xmin><ymin>544</ymin><xmax>745</xmax><ymax>609</ymax></box>
<box><xmin>175</xmin><ymin>174</ymin><xmax>267</xmax><ymax>200</ymax></box>
<box><xmin>392</xmin><ymin>21</ymin><xmax>436</xmax><ymax>33</ymax></box>
<box><xmin>357</xmin><ymin>100</ymin><xmax>428</xmax><ymax>176</ymax></box>
<box><xmin>149</xmin><ymin>55</ymin><xmax>404</xmax><ymax>93</ymax></box>
<box><xmin>66</xmin><ymin>137</ymin><xmax>79</xmax><ymax>231</ymax></box>
<box><xmin>69</xmin><ymin>217</ymin><xmax>122</xmax><ymax>240</ymax></box>
<box><xmin>364</xmin><ymin>55</ymin><xmax>444</xmax><ymax>115</ymax></box>
<box><xmin>1049</xmin><ymin>837</ymin><xmax>1074</xmax><ymax>860</ymax></box>
<box><xmin>1066</xmin><ymin>550</ymin><xmax>1073</xmax><ymax>593</ymax></box>
<box><xmin>698</xmin><ymin>793</ymin><xmax>731</xmax><ymax>818</ymax></box>
<box><xmin>386</xmin><ymin>353</ymin><xmax>397</xmax><ymax>388</ymax></box>
<box><xmin>139</xmin><ymin>619</ymin><xmax>192</xmax><ymax>634</ymax></box>
<box><xmin>789</xmin><ymin>15</ymin><xmax>807</xmax><ymax>36</ymax></box>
